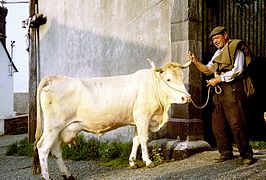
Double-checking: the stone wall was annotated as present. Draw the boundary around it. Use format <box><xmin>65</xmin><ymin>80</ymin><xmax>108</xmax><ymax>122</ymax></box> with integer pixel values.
<box><xmin>14</xmin><ymin>93</ymin><xmax>28</xmax><ymax>115</ymax></box>
<box><xmin>170</xmin><ymin>0</ymin><xmax>203</xmax><ymax>119</ymax></box>
<box><xmin>162</xmin><ymin>0</ymin><xmax>205</xmax><ymax>141</ymax></box>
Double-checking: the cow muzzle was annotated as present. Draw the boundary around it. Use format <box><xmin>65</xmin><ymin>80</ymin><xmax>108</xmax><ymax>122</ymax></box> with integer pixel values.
<box><xmin>181</xmin><ymin>95</ymin><xmax>191</xmax><ymax>104</ymax></box>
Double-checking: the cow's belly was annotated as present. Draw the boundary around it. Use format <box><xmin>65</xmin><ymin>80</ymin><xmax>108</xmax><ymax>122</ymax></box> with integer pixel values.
<box><xmin>60</xmin><ymin>114</ymin><xmax>135</xmax><ymax>144</ymax></box>
<box><xmin>78</xmin><ymin>112</ymin><xmax>135</xmax><ymax>135</ymax></box>
<box><xmin>75</xmin><ymin>91</ymin><xmax>136</xmax><ymax>134</ymax></box>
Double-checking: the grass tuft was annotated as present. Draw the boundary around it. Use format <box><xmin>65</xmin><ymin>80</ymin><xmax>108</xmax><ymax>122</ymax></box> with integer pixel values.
<box><xmin>250</xmin><ymin>140</ymin><xmax>266</xmax><ymax>150</ymax></box>
<box><xmin>62</xmin><ymin>134</ymin><xmax>101</xmax><ymax>161</ymax></box>
<box><xmin>6</xmin><ymin>137</ymin><xmax>33</xmax><ymax>156</ymax></box>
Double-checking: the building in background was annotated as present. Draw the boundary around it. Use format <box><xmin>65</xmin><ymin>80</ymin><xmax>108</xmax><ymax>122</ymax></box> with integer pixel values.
<box><xmin>0</xmin><ymin>6</ymin><xmax>18</xmax><ymax>135</ymax></box>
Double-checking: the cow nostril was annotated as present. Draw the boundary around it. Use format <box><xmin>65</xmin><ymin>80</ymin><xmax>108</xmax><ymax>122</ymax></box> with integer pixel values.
<box><xmin>181</xmin><ymin>96</ymin><xmax>191</xmax><ymax>102</ymax></box>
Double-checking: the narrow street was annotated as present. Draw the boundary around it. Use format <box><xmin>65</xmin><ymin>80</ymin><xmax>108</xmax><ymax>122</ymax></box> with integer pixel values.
<box><xmin>0</xmin><ymin>134</ymin><xmax>265</xmax><ymax>180</ymax></box>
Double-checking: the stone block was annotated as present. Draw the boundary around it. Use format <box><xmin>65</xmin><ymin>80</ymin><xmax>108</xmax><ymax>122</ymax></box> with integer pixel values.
<box><xmin>171</xmin><ymin>22</ymin><xmax>189</xmax><ymax>42</ymax></box>
<box><xmin>148</xmin><ymin>139</ymin><xmax>211</xmax><ymax>161</ymax></box>
<box><xmin>171</xmin><ymin>0</ymin><xmax>188</xmax><ymax>23</ymax></box>
<box><xmin>166</xmin><ymin>118</ymin><xmax>204</xmax><ymax>140</ymax></box>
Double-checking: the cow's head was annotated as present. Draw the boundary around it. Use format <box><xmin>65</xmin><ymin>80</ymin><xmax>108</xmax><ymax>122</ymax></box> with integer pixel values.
<box><xmin>147</xmin><ymin>58</ymin><xmax>191</xmax><ymax>104</ymax></box>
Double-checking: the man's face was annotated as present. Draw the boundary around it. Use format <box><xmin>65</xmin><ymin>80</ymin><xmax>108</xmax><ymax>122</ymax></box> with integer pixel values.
<box><xmin>212</xmin><ymin>33</ymin><xmax>228</xmax><ymax>49</ymax></box>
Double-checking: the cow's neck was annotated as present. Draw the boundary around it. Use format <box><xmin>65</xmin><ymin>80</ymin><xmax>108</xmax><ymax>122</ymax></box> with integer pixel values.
<box><xmin>149</xmin><ymin>103</ymin><xmax>171</xmax><ymax>132</ymax></box>
<box><xmin>151</xmin><ymin>71</ymin><xmax>170</xmax><ymax>107</ymax></box>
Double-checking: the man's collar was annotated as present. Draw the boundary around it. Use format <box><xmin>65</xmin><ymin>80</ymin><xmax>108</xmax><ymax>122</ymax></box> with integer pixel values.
<box><xmin>218</xmin><ymin>41</ymin><xmax>229</xmax><ymax>51</ymax></box>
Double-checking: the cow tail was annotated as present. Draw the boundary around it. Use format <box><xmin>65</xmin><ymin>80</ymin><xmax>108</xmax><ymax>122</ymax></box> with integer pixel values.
<box><xmin>33</xmin><ymin>76</ymin><xmax>54</xmax><ymax>175</ymax></box>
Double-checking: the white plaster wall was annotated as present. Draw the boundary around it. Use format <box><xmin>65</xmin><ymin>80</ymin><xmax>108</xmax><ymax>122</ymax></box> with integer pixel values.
<box><xmin>0</xmin><ymin>43</ymin><xmax>14</xmax><ymax>118</ymax></box>
<box><xmin>38</xmin><ymin>0</ymin><xmax>171</xmax><ymax>78</ymax></box>
<box><xmin>0</xmin><ymin>43</ymin><xmax>15</xmax><ymax>134</ymax></box>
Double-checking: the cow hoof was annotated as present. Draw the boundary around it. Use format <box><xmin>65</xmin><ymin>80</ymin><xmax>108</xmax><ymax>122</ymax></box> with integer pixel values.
<box><xmin>62</xmin><ymin>175</ymin><xmax>75</xmax><ymax>180</ymax></box>
<box><xmin>147</xmin><ymin>162</ymin><xmax>156</xmax><ymax>168</ymax></box>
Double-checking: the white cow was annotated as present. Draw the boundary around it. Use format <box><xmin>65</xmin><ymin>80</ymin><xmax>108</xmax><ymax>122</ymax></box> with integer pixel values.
<box><xmin>33</xmin><ymin>59</ymin><xmax>191</xmax><ymax>180</ymax></box>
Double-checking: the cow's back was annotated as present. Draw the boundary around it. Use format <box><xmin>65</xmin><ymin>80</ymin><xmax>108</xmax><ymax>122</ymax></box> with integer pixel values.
<box><xmin>76</xmin><ymin>69</ymin><xmax>155</xmax><ymax>124</ymax></box>
<box><xmin>80</xmin><ymin>69</ymin><xmax>153</xmax><ymax>106</ymax></box>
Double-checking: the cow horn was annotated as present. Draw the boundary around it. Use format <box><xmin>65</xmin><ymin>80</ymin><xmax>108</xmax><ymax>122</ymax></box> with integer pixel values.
<box><xmin>147</xmin><ymin>58</ymin><xmax>156</xmax><ymax>70</ymax></box>
<box><xmin>178</xmin><ymin>59</ymin><xmax>192</xmax><ymax>69</ymax></box>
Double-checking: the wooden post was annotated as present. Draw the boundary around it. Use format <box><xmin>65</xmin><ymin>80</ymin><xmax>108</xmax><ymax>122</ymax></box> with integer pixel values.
<box><xmin>28</xmin><ymin>0</ymin><xmax>37</xmax><ymax>143</ymax></box>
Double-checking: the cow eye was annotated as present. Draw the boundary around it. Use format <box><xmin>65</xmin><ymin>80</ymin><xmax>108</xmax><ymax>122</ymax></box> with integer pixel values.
<box><xmin>167</xmin><ymin>79</ymin><xmax>171</xmax><ymax>82</ymax></box>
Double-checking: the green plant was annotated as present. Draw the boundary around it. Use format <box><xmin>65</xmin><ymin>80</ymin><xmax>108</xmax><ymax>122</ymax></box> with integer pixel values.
<box><xmin>249</xmin><ymin>141</ymin><xmax>266</xmax><ymax>150</ymax></box>
<box><xmin>6</xmin><ymin>143</ymin><xmax>18</xmax><ymax>156</ymax></box>
<box><xmin>61</xmin><ymin>135</ymin><xmax>133</xmax><ymax>167</ymax></box>
<box><xmin>62</xmin><ymin>135</ymin><xmax>101</xmax><ymax>161</ymax></box>
<box><xmin>98</xmin><ymin>141</ymin><xmax>132</xmax><ymax>163</ymax></box>
<box><xmin>6</xmin><ymin>138</ymin><xmax>33</xmax><ymax>156</ymax></box>
<box><xmin>98</xmin><ymin>141</ymin><xmax>132</xmax><ymax>167</ymax></box>
<box><xmin>149</xmin><ymin>144</ymin><xmax>165</xmax><ymax>164</ymax></box>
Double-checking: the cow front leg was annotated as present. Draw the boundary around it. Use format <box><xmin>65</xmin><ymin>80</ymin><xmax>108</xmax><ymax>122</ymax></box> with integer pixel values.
<box><xmin>51</xmin><ymin>138</ymin><xmax>74</xmax><ymax>179</ymax></box>
<box><xmin>129</xmin><ymin>128</ymin><xmax>139</xmax><ymax>168</ymax></box>
<box><xmin>139</xmin><ymin>135</ymin><xmax>155</xmax><ymax>168</ymax></box>
<box><xmin>135</xmin><ymin>119</ymin><xmax>156</xmax><ymax>168</ymax></box>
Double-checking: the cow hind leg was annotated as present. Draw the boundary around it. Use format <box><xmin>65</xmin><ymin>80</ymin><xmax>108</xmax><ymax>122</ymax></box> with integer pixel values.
<box><xmin>37</xmin><ymin>129</ymin><xmax>60</xmax><ymax>180</ymax></box>
<box><xmin>51</xmin><ymin>138</ymin><xmax>75</xmax><ymax>180</ymax></box>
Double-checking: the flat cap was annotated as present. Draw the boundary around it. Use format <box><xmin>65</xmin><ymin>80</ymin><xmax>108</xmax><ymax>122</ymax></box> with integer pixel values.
<box><xmin>209</xmin><ymin>26</ymin><xmax>226</xmax><ymax>38</ymax></box>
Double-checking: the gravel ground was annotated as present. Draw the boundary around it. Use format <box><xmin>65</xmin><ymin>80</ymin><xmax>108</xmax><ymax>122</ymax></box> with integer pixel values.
<box><xmin>0</xmin><ymin>134</ymin><xmax>265</xmax><ymax>180</ymax></box>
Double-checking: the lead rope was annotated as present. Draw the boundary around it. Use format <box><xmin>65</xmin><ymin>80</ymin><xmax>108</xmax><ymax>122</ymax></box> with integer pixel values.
<box><xmin>190</xmin><ymin>86</ymin><xmax>211</xmax><ymax>109</ymax></box>
<box><xmin>190</xmin><ymin>85</ymin><xmax>221</xmax><ymax>109</ymax></box>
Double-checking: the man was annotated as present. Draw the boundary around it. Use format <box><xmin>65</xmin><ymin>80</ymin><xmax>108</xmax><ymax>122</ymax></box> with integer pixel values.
<box><xmin>187</xmin><ymin>26</ymin><xmax>254</xmax><ymax>165</ymax></box>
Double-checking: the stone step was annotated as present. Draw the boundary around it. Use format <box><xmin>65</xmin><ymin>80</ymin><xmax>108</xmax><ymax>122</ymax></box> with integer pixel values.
<box><xmin>148</xmin><ymin>138</ymin><xmax>211</xmax><ymax>161</ymax></box>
